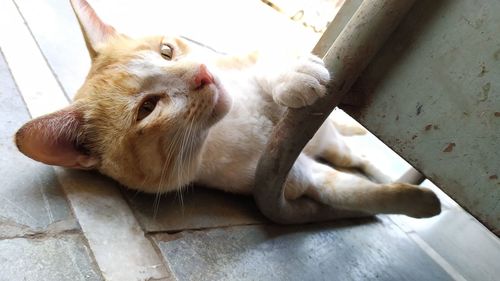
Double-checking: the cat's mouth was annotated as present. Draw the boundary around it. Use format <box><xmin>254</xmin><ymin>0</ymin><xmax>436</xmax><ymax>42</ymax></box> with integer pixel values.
<box><xmin>207</xmin><ymin>79</ymin><xmax>231</xmax><ymax>121</ymax></box>
<box><xmin>192</xmin><ymin>65</ymin><xmax>231</xmax><ymax>122</ymax></box>
<box><xmin>202</xmin><ymin>79</ymin><xmax>231</xmax><ymax>125</ymax></box>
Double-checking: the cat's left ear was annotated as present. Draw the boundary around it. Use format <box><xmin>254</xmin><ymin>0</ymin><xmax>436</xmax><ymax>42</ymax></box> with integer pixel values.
<box><xmin>15</xmin><ymin>105</ymin><xmax>98</xmax><ymax>169</ymax></box>
<box><xmin>70</xmin><ymin>0</ymin><xmax>118</xmax><ymax>60</ymax></box>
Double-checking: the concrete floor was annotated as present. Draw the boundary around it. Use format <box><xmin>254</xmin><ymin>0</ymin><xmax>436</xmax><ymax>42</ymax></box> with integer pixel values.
<box><xmin>0</xmin><ymin>0</ymin><xmax>499</xmax><ymax>280</ymax></box>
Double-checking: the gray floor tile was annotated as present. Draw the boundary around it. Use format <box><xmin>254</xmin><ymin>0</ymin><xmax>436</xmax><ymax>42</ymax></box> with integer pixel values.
<box><xmin>0</xmin><ymin>52</ymin><xmax>74</xmax><ymax>232</ymax></box>
<box><xmin>0</xmin><ymin>234</ymin><xmax>103</xmax><ymax>281</ymax></box>
<box><xmin>0</xmin><ymin>49</ymin><xmax>102</xmax><ymax>281</ymax></box>
<box><xmin>154</xmin><ymin>219</ymin><xmax>453</xmax><ymax>281</ymax></box>
<box><xmin>124</xmin><ymin>187</ymin><xmax>266</xmax><ymax>232</ymax></box>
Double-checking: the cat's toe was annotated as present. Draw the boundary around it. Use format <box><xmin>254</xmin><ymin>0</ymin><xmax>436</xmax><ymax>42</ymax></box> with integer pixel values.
<box><xmin>272</xmin><ymin>55</ymin><xmax>330</xmax><ymax>108</ymax></box>
<box><xmin>272</xmin><ymin>72</ymin><xmax>327</xmax><ymax>108</ymax></box>
<box><xmin>294</xmin><ymin>55</ymin><xmax>330</xmax><ymax>86</ymax></box>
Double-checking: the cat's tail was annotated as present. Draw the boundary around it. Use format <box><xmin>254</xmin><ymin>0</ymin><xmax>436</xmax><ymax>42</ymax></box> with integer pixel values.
<box><xmin>330</xmin><ymin>119</ymin><xmax>367</xmax><ymax>136</ymax></box>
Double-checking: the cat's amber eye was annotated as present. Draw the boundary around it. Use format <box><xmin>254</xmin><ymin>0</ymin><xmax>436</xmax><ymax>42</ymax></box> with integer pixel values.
<box><xmin>160</xmin><ymin>43</ymin><xmax>173</xmax><ymax>60</ymax></box>
<box><xmin>137</xmin><ymin>96</ymin><xmax>160</xmax><ymax>121</ymax></box>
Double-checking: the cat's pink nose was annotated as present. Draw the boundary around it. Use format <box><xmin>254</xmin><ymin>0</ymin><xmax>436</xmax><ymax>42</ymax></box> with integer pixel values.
<box><xmin>194</xmin><ymin>64</ymin><xmax>214</xmax><ymax>89</ymax></box>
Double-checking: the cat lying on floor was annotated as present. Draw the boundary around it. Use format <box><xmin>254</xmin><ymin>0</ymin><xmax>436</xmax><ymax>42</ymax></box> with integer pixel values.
<box><xmin>15</xmin><ymin>0</ymin><xmax>440</xmax><ymax>219</ymax></box>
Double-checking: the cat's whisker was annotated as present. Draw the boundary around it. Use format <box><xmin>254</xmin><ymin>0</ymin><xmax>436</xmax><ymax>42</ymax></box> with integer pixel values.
<box><xmin>161</xmin><ymin>128</ymin><xmax>183</xmax><ymax>183</ymax></box>
<box><xmin>176</xmin><ymin>126</ymin><xmax>192</xmax><ymax>209</ymax></box>
<box><xmin>177</xmin><ymin>187</ymin><xmax>185</xmax><ymax>215</ymax></box>
<box><xmin>172</xmin><ymin>117</ymin><xmax>197</xmax><ymax>214</ymax></box>
<box><xmin>180</xmin><ymin>119</ymin><xmax>197</xmax><ymax>211</ymax></box>
<box><xmin>154</xmin><ymin>128</ymin><xmax>184</xmax><ymax>217</ymax></box>
<box><xmin>153</xmin><ymin>193</ymin><xmax>161</xmax><ymax>219</ymax></box>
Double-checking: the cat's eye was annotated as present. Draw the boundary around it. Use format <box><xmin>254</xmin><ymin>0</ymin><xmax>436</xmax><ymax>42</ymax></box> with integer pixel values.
<box><xmin>137</xmin><ymin>95</ymin><xmax>160</xmax><ymax>121</ymax></box>
<box><xmin>160</xmin><ymin>43</ymin><xmax>173</xmax><ymax>60</ymax></box>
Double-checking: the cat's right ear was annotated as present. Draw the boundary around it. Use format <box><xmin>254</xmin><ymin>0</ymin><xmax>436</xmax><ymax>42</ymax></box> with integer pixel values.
<box><xmin>15</xmin><ymin>105</ymin><xmax>98</xmax><ymax>170</ymax></box>
<box><xmin>70</xmin><ymin>0</ymin><xmax>117</xmax><ymax>60</ymax></box>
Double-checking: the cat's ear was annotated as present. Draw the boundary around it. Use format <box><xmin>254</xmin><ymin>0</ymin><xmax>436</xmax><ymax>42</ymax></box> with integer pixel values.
<box><xmin>15</xmin><ymin>105</ymin><xmax>98</xmax><ymax>169</ymax></box>
<box><xmin>70</xmin><ymin>0</ymin><xmax>117</xmax><ymax>59</ymax></box>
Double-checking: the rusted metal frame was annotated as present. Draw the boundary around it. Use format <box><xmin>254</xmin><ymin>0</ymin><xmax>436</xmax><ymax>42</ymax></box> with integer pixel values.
<box><xmin>315</xmin><ymin>0</ymin><xmax>428</xmax><ymax>188</ymax></box>
<box><xmin>254</xmin><ymin>0</ymin><xmax>418</xmax><ymax>224</ymax></box>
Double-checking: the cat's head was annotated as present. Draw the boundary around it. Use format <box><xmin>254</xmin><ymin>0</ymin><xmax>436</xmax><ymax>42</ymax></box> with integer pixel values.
<box><xmin>15</xmin><ymin>0</ymin><xmax>232</xmax><ymax>192</ymax></box>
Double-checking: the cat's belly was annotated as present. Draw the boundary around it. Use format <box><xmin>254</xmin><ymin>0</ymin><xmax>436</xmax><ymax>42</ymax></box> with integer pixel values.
<box><xmin>196</xmin><ymin>156</ymin><xmax>259</xmax><ymax>194</ymax></box>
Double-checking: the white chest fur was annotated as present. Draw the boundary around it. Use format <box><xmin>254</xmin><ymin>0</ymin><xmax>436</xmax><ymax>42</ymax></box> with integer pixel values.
<box><xmin>196</xmin><ymin>67</ymin><xmax>283</xmax><ymax>193</ymax></box>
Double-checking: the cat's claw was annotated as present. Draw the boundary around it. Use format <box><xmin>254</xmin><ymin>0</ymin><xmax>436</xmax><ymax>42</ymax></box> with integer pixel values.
<box><xmin>272</xmin><ymin>55</ymin><xmax>330</xmax><ymax>108</ymax></box>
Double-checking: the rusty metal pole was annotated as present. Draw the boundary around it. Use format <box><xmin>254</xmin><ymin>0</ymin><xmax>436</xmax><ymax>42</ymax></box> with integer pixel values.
<box><xmin>254</xmin><ymin>0</ymin><xmax>418</xmax><ymax>224</ymax></box>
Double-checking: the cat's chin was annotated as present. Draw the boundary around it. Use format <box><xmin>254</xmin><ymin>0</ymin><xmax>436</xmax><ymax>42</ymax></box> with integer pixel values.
<box><xmin>208</xmin><ymin>81</ymin><xmax>232</xmax><ymax>123</ymax></box>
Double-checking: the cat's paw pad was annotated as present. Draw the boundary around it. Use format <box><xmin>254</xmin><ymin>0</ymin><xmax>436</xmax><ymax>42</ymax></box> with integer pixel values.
<box><xmin>272</xmin><ymin>55</ymin><xmax>330</xmax><ymax>108</ymax></box>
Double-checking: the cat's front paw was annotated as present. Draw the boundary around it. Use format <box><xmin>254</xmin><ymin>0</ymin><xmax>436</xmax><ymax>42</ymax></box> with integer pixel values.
<box><xmin>273</xmin><ymin>55</ymin><xmax>330</xmax><ymax>108</ymax></box>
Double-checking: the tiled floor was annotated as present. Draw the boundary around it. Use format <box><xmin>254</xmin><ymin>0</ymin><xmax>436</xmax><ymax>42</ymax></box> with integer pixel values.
<box><xmin>0</xmin><ymin>0</ymin><xmax>499</xmax><ymax>280</ymax></box>
<box><xmin>0</xmin><ymin>51</ymin><xmax>102</xmax><ymax>281</ymax></box>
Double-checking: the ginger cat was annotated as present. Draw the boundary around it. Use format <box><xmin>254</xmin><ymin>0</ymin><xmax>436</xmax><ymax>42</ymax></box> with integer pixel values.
<box><xmin>15</xmin><ymin>0</ymin><xmax>440</xmax><ymax>218</ymax></box>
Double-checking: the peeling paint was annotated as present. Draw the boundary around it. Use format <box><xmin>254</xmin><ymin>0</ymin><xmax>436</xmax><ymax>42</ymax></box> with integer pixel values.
<box><xmin>424</xmin><ymin>124</ymin><xmax>439</xmax><ymax>131</ymax></box>
<box><xmin>442</xmin><ymin>143</ymin><xmax>456</xmax><ymax>153</ymax></box>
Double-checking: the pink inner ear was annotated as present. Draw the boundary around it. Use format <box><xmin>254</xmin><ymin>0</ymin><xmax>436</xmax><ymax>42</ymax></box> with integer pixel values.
<box><xmin>15</xmin><ymin>107</ymin><xmax>97</xmax><ymax>169</ymax></box>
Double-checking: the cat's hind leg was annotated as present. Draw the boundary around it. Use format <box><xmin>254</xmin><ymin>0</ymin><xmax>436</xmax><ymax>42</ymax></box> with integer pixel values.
<box><xmin>285</xmin><ymin>155</ymin><xmax>441</xmax><ymax>218</ymax></box>
<box><xmin>305</xmin><ymin>121</ymin><xmax>391</xmax><ymax>184</ymax></box>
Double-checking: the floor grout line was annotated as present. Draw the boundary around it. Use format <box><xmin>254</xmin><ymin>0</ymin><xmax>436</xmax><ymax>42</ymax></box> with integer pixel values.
<box><xmin>56</xmin><ymin>169</ymin><xmax>175</xmax><ymax>281</ymax></box>
<box><xmin>10</xmin><ymin>0</ymin><xmax>73</xmax><ymax>102</ymax></box>
<box><xmin>0</xmin><ymin>0</ymin><xmax>68</xmax><ymax>118</ymax></box>
<box><xmin>0</xmin><ymin>47</ymin><xmax>32</xmax><ymax>119</ymax></box>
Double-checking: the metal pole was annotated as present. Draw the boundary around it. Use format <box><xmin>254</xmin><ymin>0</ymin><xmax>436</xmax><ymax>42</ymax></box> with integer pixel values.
<box><xmin>254</xmin><ymin>0</ymin><xmax>418</xmax><ymax>224</ymax></box>
<box><xmin>398</xmin><ymin>168</ymin><xmax>426</xmax><ymax>185</ymax></box>
<box><xmin>312</xmin><ymin>0</ymin><xmax>363</xmax><ymax>57</ymax></box>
